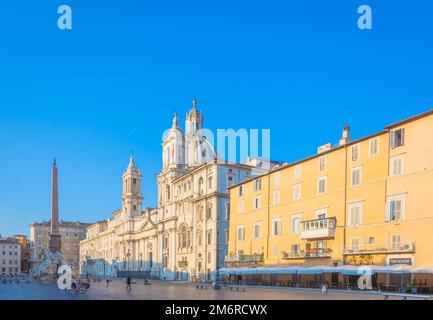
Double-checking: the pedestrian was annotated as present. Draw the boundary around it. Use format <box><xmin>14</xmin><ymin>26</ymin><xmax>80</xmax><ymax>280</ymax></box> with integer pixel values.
<box><xmin>321</xmin><ymin>283</ymin><xmax>328</xmax><ymax>295</ymax></box>
<box><xmin>126</xmin><ymin>275</ymin><xmax>132</xmax><ymax>291</ymax></box>
<box><xmin>105</xmin><ymin>276</ymin><xmax>111</xmax><ymax>287</ymax></box>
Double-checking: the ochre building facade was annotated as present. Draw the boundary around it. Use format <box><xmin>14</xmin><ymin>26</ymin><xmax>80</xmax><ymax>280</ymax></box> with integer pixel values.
<box><xmin>228</xmin><ymin>110</ymin><xmax>433</xmax><ymax>270</ymax></box>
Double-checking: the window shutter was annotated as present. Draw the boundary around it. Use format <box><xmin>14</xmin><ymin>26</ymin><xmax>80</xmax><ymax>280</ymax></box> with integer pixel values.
<box><xmin>390</xmin><ymin>132</ymin><xmax>395</xmax><ymax>149</ymax></box>
<box><xmin>359</xmin><ymin>206</ymin><xmax>363</xmax><ymax>225</ymax></box>
<box><xmin>385</xmin><ymin>202</ymin><xmax>390</xmax><ymax>221</ymax></box>
<box><xmin>401</xmin><ymin>128</ymin><xmax>405</xmax><ymax>146</ymax></box>
<box><xmin>396</xmin><ymin>200</ymin><xmax>402</xmax><ymax>220</ymax></box>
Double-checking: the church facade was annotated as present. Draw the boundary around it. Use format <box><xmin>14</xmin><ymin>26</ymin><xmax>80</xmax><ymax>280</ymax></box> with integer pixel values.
<box><xmin>80</xmin><ymin>100</ymin><xmax>272</xmax><ymax>280</ymax></box>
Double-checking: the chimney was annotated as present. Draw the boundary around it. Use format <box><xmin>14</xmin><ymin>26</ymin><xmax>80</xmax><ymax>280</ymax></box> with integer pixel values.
<box><xmin>339</xmin><ymin>125</ymin><xmax>350</xmax><ymax>146</ymax></box>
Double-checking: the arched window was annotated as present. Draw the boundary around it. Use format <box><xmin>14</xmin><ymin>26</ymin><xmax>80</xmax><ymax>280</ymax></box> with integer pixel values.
<box><xmin>180</xmin><ymin>226</ymin><xmax>188</xmax><ymax>249</ymax></box>
<box><xmin>167</xmin><ymin>146</ymin><xmax>170</xmax><ymax>165</ymax></box>
<box><xmin>166</xmin><ymin>185</ymin><xmax>171</xmax><ymax>201</ymax></box>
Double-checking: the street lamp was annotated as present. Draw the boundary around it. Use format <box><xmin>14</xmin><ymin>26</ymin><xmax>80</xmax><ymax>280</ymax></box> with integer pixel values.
<box><xmin>127</xmin><ymin>250</ymin><xmax>131</xmax><ymax>274</ymax></box>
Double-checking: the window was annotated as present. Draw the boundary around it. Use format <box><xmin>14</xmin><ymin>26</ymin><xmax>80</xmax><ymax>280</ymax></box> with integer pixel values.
<box><xmin>238</xmin><ymin>201</ymin><xmax>244</xmax><ymax>213</ymax></box>
<box><xmin>351</xmin><ymin>167</ymin><xmax>362</xmax><ymax>186</ymax></box>
<box><xmin>294</xmin><ymin>165</ymin><xmax>301</xmax><ymax>180</ymax></box>
<box><xmin>274</xmin><ymin>172</ymin><xmax>280</xmax><ymax>185</ymax></box>
<box><xmin>319</xmin><ymin>156</ymin><xmax>326</xmax><ymax>172</ymax></box>
<box><xmin>387</xmin><ymin>197</ymin><xmax>405</xmax><ymax>221</ymax></box>
<box><xmin>208</xmin><ymin>176</ymin><xmax>213</xmax><ymax>189</ymax></box>
<box><xmin>253</xmin><ymin>197</ymin><xmax>260</xmax><ymax>210</ymax></box>
<box><xmin>206</xmin><ymin>205</ymin><xmax>212</xmax><ymax>220</ymax></box>
<box><xmin>272</xmin><ymin>243</ymin><xmax>278</xmax><ymax>257</ymax></box>
<box><xmin>293</xmin><ymin>184</ymin><xmax>301</xmax><ymax>201</ymax></box>
<box><xmin>390</xmin><ymin>128</ymin><xmax>405</xmax><ymax>149</ymax></box>
<box><xmin>179</xmin><ymin>226</ymin><xmax>188</xmax><ymax>249</ymax></box>
<box><xmin>273</xmin><ymin>190</ymin><xmax>280</xmax><ymax>205</ymax></box>
<box><xmin>253</xmin><ymin>223</ymin><xmax>261</xmax><ymax>239</ymax></box>
<box><xmin>163</xmin><ymin>236</ymin><xmax>169</xmax><ymax>250</ymax></box>
<box><xmin>290</xmin><ymin>244</ymin><xmax>300</xmax><ymax>256</ymax></box>
<box><xmin>197</xmin><ymin>232</ymin><xmax>203</xmax><ymax>246</ymax></box>
<box><xmin>197</xmin><ymin>205</ymin><xmax>204</xmax><ymax>221</ymax></box>
<box><xmin>365</xmin><ymin>237</ymin><xmax>375</xmax><ymax>245</ymax></box>
<box><xmin>291</xmin><ymin>215</ymin><xmax>301</xmax><ymax>234</ymax></box>
<box><xmin>350</xmin><ymin>238</ymin><xmax>360</xmax><ymax>252</ymax></box>
<box><xmin>238</xmin><ymin>185</ymin><xmax>244</xmax><ymax>196</ymax></box>
<box><xmin>390</xmin><ymin>235</ymin><xmax>402</xmax><ymax>251</ymax></box>
<box><xmin>207</xmin><ymin>231</ymin><xmax>212</xmax><ymax>245</ymax></box>
<box><xmin>225</xmin><ymin>202</ymin><xmax>230</xmax><ymax>220</ymax></box>
<box><xmin>272</xmin><ymin>218</ymin><xmax>281</xmax><ymax>236</ymax></box>
<box><xmin>391</xmin><ymin>157</ymin><xmax>404</xmax><ymax>176</ymax></box>
<box><xmin>351</xmin><ymin>144</ymin><xmax>360</xmax><ymax>162</ymax></box>
<box><xmin>317</xmin><ymin>177</ymin><xmax>327</xmax><ymax>194</ymax></box>
<box><xmin>316</xmin><ymin>209</ymin><xmax>327</xmax><ymax>219</ymax></box>
<box><xmin>253</xmin><ymin>179</ymin><xmax>261</xmax><ymax>191</ymax></box>
<box><xmin>349</xmin><ymin>203</ymin><xmax>363</xmax><ymax>227</ymax></box>
<box><xmin>237</xmin><ymin>226</ymin><xmax>245</xmax><ymax>241</ymax></box>
<box><xmin>166</xmin><ymin>185</ymin><xmax>171</xmax><ymax>201</ymax></box>
<box><xmin>227</xmin><ymin>174</ymin><xmax>234</xmax><ymax>187</ymax></box>
<box><xmin>369</xmin><ymin>138</ymin><xmax>379</xmax><ymax>156</ymax></box>
<box><xmin>198</xmin><ymin>177</ymin><xmax>204</xmax><ymax>196</ymax></box>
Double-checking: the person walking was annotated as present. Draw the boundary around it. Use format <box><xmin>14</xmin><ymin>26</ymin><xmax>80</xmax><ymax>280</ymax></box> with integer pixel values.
<box><xmin>126</xmin><ymin>275</ymin><xmax>132</xmax><ymax>291</ymax></box>
<box><xmin>321</xmin><ymin>283</ymin><xmax>328</xmax><ymax>296</ymax></box>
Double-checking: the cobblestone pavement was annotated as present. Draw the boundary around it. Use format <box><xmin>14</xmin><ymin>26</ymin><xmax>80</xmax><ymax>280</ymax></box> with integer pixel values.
<box><xmin>0</xmin><ymin>279</ymin><xmax>411</xmax><ymax>300</ymax></box>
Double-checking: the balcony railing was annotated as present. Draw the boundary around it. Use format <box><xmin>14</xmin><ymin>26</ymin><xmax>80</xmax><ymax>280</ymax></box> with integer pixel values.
<box><xmin>282</xmin><ymin>248</ymin><xmax>333</xmax><ymax>259</ymax></box>
<box><xmin>343</xmin><ymin>243</ymin><xmax>415</xmax><ymax>255</ymax></box>
<box><xmin>300</xmin><ymin>217</ymin><xmax>336</xmax><ymax>240</ymax></box>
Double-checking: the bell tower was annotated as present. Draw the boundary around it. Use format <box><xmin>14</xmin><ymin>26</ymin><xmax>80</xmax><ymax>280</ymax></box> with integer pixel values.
<box><xmin>185</xmin><ymin>98</ymin><xmax>204</xmax><ymax>167</ymax></box>
<box><xmin>122</xmin><ymin>152</ymin><xmax>143</xmax><ymax>218</ymax></box>
<box><xmin>162</xmin><ymin>112</ymin><xmax>185</xmax><ymax>169</ymax></box>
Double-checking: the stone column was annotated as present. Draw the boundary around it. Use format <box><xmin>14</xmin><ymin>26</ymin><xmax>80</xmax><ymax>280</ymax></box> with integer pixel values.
<box><xmin>49</xmin><ymin>159</ymin><xmax>61</xmax><ymax>253</ymax></box>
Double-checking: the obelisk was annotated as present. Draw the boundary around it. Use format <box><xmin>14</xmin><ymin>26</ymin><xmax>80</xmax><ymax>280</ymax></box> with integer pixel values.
<box><xmin>48</xmin><ymin>158</ymin><xmax>61</xmax><ymax>253</ymax></box>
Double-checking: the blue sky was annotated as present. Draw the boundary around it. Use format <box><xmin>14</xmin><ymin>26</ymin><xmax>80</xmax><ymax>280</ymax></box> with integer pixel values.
<box><xmin>0</xmin><ymin>1</ymin><xmax>432</xmax><ymax>236</ymax></box>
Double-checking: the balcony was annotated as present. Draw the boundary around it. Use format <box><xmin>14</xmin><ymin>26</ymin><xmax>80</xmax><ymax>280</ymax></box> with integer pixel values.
<box><xmin>225</xmin><ymin>253</ymin><xmax>264</xmax><ymax>263</ymax></box>
<box><xmin>343</xmin><ymin>243</ymin><xmax>415</xmax><ymax>255</ymax></box>
<box><xmin>300</xmin><ymin>217</ymin><xmax>336</xmax><ymax>240</ymax></box>
<box><xmin>282</xmin><ymin>248</ymin><xmax>333</xmax><ymax>260</ymax></box>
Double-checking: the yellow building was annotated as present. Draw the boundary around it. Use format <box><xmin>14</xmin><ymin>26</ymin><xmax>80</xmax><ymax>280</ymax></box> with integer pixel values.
<box><xmin>227</xmin><ymin>110</ymin><xmax>433</xmax><ymax>288</ymax></box>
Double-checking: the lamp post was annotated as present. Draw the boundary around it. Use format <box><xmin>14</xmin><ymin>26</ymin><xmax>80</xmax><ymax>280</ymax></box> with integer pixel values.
<box><xmin>127</xmin><ymin>250</ymin><xmax>131</xmax><ymax>274</ymax></box>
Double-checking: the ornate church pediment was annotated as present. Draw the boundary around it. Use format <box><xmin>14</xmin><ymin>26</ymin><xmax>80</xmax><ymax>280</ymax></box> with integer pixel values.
<box><xmin>137</xmin><ymin>218</ymin><xmax>151</xmax><ymax>232</ymax></box>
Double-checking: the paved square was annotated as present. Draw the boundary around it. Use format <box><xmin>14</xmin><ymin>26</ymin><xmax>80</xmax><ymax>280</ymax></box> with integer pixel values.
<box><xmin>0</xmin><ymin>279</ymin><xmax>407</xmax><ymax>300</ymax></box>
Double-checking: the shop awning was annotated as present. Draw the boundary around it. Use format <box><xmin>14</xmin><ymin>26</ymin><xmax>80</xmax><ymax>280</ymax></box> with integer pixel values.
<box><xmin>219</xmin><ymin>264</ymin><xmax>431</xmax><ymax>275</ymax></box>
<box><xmin>411</xmin><ymin>267</ymin><xmax>433</xmax><ymax>274</ymax></box>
